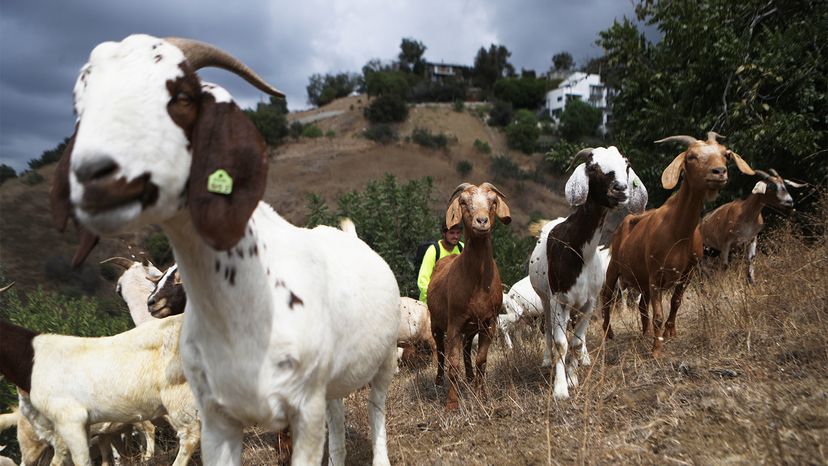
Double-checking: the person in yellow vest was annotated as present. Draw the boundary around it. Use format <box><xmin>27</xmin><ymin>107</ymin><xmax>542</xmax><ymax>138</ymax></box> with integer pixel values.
<box><xmin>417</xmin><ymin>222</ymin><xmax>463</xmax><ymax>303</ymax></box>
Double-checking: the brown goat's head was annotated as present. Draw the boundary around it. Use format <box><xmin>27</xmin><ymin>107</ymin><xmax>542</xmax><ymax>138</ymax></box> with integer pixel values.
<box><xmin>147</xmin><ymin>264</ymin><xmax>187</xmax><ymax>318</ymax></box>
<box><xmin>445</xmin><ymin>182</ymin><xmax>511</xmax><ymax>238</ymax></box>
<box><xmin>752</xmin><ymin>168</ymin><xmax>806</xmax><ymax>211</ymax></box>
<box><xmin>657</xmin><ymin>132</ymin><xmax>754</xmax><ymax>197</ymax></box>
<box><xmin>50</xmin><ymin>34</ymin><xmax>284</xmax><ymax>266</ymax></box>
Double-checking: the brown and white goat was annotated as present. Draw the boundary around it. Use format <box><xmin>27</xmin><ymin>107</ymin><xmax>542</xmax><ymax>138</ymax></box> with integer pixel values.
<box><xmin>701</xmin><ymin>168</ymin><xmax>805</xmax><ymax>283</ymax></box>
<box><xmin>427</xmin><ymin>182</ymin><xmax>511</xmax><ymax>411</ymax></box>
<box><xmin>530</xmin><ymin>147</ymin><xmax>647</xmax><ymax>399</ymax></box>
<box><xmin>600</xmin><ymin>133</ymin><xmax>754</xmax><ymax>355</ymax></box>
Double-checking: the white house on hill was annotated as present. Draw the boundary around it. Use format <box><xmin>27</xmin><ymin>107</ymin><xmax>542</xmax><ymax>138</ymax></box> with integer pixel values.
<box><xmin>545</xmin><ymin>72</ymin><xmax>611</xmax><ymax>134</ymax></box>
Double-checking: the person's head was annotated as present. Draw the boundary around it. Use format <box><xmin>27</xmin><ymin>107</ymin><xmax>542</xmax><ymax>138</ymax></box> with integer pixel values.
<box><xmin>441</xmin><ymin>221</ymin><xmax>462</xmax><ymax>247</ymax></box>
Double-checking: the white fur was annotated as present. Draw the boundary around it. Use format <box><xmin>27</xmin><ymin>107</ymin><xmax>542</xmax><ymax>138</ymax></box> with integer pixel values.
<box><xmin>116</xmin><ymin>260</ymin><xmax>163</xmax><ymax>326</ymax></box>
<box><xmin>19</xmin><ymin>315</ymin><xmax>199</xmax><ymax>466</ymax></box>
<box><xmin>530</xmin><ymin>147</ymin><xmax>644</xmax><ymax>400</ymax></box>
<box><xmin>66</xmin><ymin>34</ymin><xmax>400</xmax><ymax>466</ymax></box>
<box><xmin>498</xmin><ymin>276</ymin><xmax>544</xmax><ymax>349</ymax></box>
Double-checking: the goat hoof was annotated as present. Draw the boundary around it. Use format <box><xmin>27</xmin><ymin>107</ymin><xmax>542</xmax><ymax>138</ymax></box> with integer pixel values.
<box><xmin>665</xmin><ymin>327</ymin><xmax>676</xmax><ymax>339</ymax></box>
<box><xmin>552</xmin><ymin>385</ymin><xmax>570</xmax><ymax>400</ymax></box>
<box><xmin>604</xmin><ymin>326</ymin><xmax>615</xmax><ymax>340</ymax></box>
<box><xmin>435</xmin><ymin>376</ymin><xmax>444</xmax><ymax>387</ymax></box>
<box><xmin>541</xmin><ymin>359</ymin><xmax>552</xmax><ymax>368</ymax></box>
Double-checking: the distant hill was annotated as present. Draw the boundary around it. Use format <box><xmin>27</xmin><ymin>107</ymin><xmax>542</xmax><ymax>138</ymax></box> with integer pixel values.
<box><xmin>0</xmin><ymin>94</ymin><xmax>569</xmax><ymax>299</ymax></box>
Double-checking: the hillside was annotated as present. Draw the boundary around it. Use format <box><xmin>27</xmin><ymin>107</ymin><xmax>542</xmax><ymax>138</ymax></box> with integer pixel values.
<box><xmin>0</xmin><ymin>95</ymin><xmax>569</xmax><ymax>297</ymax></box>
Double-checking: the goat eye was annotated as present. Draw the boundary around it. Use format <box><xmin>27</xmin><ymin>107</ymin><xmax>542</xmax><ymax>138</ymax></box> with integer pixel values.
<box><xmin>686</xmin><ymin>154</ymin><xmax>697</xmax><ymax>161</ymax></box>
<box><xmin>172</xmin><ymin>92</ymin><xmax>193</xmax><ymax>105</ymax></box>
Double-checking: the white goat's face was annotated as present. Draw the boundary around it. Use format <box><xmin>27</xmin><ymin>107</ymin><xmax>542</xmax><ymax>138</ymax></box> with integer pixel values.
<box><xmin>52</xmin><ymin>34</ymin><xmax>278</xmax><ymax>261</ymax></box>
<box><xmin>69</xmin><ymin>35</ymin><xmax>193</xmax><ymax>233</ymax></box>
<box><xmin>147</xmin><ymin>263</ymin><xmax>187</xmax><ymax>318</ymax></box>
<box><xmin>565</xmin><ymin>146</ymin><xmax>647</xmax><ymax>213</ymax></box>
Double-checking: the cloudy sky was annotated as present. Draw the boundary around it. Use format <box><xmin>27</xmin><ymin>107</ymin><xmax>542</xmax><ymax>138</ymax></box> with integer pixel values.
<box><xmin>0</xmin><ymin>0</ymin><xmax>643</xmax><ymax>173</ymax></box>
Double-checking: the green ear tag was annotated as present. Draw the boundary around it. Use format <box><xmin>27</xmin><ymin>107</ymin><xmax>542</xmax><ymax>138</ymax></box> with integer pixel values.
<box><xmin>633</xmin><ymin>177</ymin><xmax>641</xmax><ymax>188</ymax></box>
<box><xmin>207</xmin><ymin>169</ymin><xmax>233</xmax><ymax>195</ymax></box>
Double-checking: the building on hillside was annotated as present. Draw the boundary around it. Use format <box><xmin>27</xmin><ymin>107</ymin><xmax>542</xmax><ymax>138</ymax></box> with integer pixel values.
<box><xmin>545</xmin><ymin>72</ymin><xmax>611</xmax><ymax>134</ymax></box>
<box><xmin>425</xmin><ymin>62</ymin><xmax>471</xmax><ymax>83</ymax></box>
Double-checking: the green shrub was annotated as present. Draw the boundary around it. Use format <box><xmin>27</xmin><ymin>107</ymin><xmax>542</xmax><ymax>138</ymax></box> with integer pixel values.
<box><xmin>453</xmin><ymin>99</ymin><xmax>465</xmax><ymax>112</ymax></box>
<box><xmin>325</xmin><ymin>129</ymin><xmax>336</xmax><ymax>138</ymax></box>
<box><xmin>487</xmin><ymin>100</ymin><xmax>514</xmax><ymax>127</ymax></box>
<box><xmin>473</xmin><ymin>139</ymin><xmax>492</xmax><ymax>154</ymax></box>
<box><xmin>0</xmin><ymin>164</ymin><xmax>17</xmax><ymax>185</ymax></box>
<box><xmin>559</xmin><ymin>99</ymin><xmax>602</xmax><ymax>141</ymax></box>
<box><xmin>545</xmin><ymin>140</ymin><xmax>582</xmax><ymax>173</ymax></box>
<box><xmin>506</xmin><ymin>109</ymin><xmax>540</xmax><ymax>154</ymax></box>
<box><xmin>490</xmin><ymin>154</ymin><xmax>529</xmax><ymax>181</ymax></box>
<box><xmin>22</xmin><ymin>170</ymin><xmax>45</xmax><ymax>186</ymax></box>
<box><xmin>244</xmin><ymin>97</ymin><xmax>289</xmax><ymax>146</ymax></box>
<box><xmin>289</xmin><ymin>121</ymin><xmax>304</xmax><ymax>139</ymax></box>
<box><xmin>456</xmin><ymin>160</ymin><xmax>473</xmax><ymax>177</ymax></box>
<box><xmin>364</xmin><ymin>124</ymin><xmax>398</xmax><ymax>144</ymax></box>
<box><xmin>364</xmin><ymin>94</ymin><xmax>409</xmax><ymax>123</ymax></box>
<box><xmin>301</xmin><ymin>124</ymin><xmax>323</xmax><ymax>138</ymax></box>
<box><xmin>144</xmin><ymin>232</ymin><xmax>173</xmax><ymax>267</ymax></box>
<box><xmin>411</xmin><ymin>128</ymin><xmax>448</xmax><ymax>149</ymax></box>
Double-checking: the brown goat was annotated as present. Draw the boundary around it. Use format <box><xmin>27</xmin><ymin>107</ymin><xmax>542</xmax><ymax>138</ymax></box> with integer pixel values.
<box><xmin>428</xmin><ymin>182</ymin><xmax>511</xmax><ymax>410</ymax></box>
<box><xmin>600</xmin><ymin>132</ymin><xmax>754</xmax><ymax>356</ymax></box>
<box><xmin>701</xmin><ymin>168</ymin><xmax>805</xmax><ymax>283</ymax></box>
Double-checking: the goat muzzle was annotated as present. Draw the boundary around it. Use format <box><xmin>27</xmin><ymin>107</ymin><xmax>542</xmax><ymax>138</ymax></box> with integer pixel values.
<box><xmin>79</xmin><ymin>173</ymin><xmax>159</xmax><ymax>215</ymax></box>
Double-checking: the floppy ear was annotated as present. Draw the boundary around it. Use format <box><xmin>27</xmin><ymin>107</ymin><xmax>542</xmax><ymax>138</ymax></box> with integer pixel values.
<box><xmin>752</xmin><ymin>181</ymin><xmax>767</xmax><ymax>194</ymax></box>
<box><xmin>496</xmin><ymin>195</ymin><xmax>511</xmax><ymax>225</ymax></box>
<box><xmin>661</xmin><ymin>152</ymin><xmax>686</xmax><ymax>190</ymax></box>
<box><xmin>727</xmin><ymin>150</ymin><xmax>755</xmax><ymax>175</ymax></box>
<box><xmin>565</xmin><ymin>163</ymin><xmax>589</xmax><ymax>206</ymax></box>
<box><xmin>188</xmin><ymin>94</ymin><xmax>268</xmax><ymax>250</ymax></box>
<box><xmin>627</xmin><ymin>167</ymin><xmax>648</xmax><ymax>213</ymax></box>
<box><xmin>445</xmin><ymin>196</ymin><xmax>462</xmax><ymax>231</ymax></box>
<box><xmin>49</xmin><ymin>132</ymin><xmax>101</xmax><ymax>267</ymax></box>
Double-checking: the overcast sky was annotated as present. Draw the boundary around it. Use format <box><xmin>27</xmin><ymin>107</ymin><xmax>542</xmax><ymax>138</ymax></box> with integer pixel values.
<box><xmin>0</xmin><ymin>0</ymin><xmax>643</xmax><ymax>173</ymax></box>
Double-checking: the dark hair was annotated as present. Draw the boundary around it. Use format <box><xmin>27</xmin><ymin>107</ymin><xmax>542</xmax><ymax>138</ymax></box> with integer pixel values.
<box><xmin>441</xmin><ymin>220</ymin><xmax>462</xmax><ymax>233</ymax></box>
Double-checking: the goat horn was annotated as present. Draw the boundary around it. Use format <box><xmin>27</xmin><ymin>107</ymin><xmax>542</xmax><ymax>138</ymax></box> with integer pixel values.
<box><xmin>754</xmin><ymin>169</ymin><xmax>771</xmax><ymax>180</ymax></box>
<box><xmin>100</xmin><ymin>257</ymin><xmax>135</xmax><ymax>270</ymax></box>
<box><xmin>707</xmin><ymin>131</ymin><xmax>725</xmax><ymax>142</ymax></box>
<box><xmin>769</xmin><ymin>168</ymin><xmax>780</xmax><ymax>178</ymax></box>
<box><xmin>480</xmin><ymin>182</ymin><xmax>507</xmax><ymax>199</ymax></box>
<box><xmin>164</xmin><ymin>37</ymin><xmax>285</xmax><ymax>98</ymax></box>
<box><xmin>450</xmin><ymin>183</ymin><xmax>474</xmax><ymax>202</ymax></box>
<box><xmin>654</xmin><ymin>135</ymin><xmax>699</xmax><ymax>147</ymax></box>
<box><xmin>0</xmin><ymin>282</ymin><xmax>14</xmax><ymax>293</ymax></box>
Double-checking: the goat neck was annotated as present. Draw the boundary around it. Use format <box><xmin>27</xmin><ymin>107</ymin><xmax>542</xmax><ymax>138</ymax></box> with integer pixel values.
<box><xmin>736</xmin><ymin>191</ymin><xmax>770</xmax><ymax>224</ymax></box>
<box><xmin>0</xmin><ymin>320</ymin><xmax>37</xmax><ymax>392</ymax></box>
<box><xmin>662</xmin><ymin>177</ymin><xmax>709</xmax><ymax>238</ymax></box>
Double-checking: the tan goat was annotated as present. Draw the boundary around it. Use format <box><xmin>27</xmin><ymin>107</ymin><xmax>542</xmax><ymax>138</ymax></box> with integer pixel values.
<box><xmin>701</xmin><ymin>168</ymin><xmax>805</xmax><ymax>283</ymax></box>
<box><xmin>428</xmin><ymin>182</ymin><xmax>511</xmax><ymax>411</ymax></box>
<box><xmin>600</xmin><ymin>132</ymin><xmax>754</xmax><ymax>355</ymax></box>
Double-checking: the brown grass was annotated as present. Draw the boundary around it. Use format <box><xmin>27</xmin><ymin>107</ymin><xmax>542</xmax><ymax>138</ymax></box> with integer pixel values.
<box><xmin>129</xmin><ymin>203</ymin><xmax>828</xmax><ymax>465</ymax></box>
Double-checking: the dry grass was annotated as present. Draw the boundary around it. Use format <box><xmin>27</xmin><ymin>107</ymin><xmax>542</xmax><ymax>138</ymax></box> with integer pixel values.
<box><xmin>132</xmin><ymin>204</ymin><xmax>828</xmax><ymax>465</ymax></box>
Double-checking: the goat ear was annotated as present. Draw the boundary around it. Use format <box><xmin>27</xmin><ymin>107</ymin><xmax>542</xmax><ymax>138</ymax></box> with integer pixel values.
<box><xmin>727</xmin><ymin>150</ymin><xmax>754</xmax><ymax>175</ymax></box>
<box><xmin>565</xmin><ymin>163</ymin><xmax>589</xmax><ymax>206</ymax></box>
<box><xmin>445</xmin><ymin>196</ymin><xmax>462</xmax><ymax>231</ymax></box>
<box><xmin>188</xmin><ymin>94</ymin><xmax>268</xmax><ymax>250</ymax></box>
<box><xmin>49</xmin><ymin>132</ymin><xmax>101</xmax><ymax>267</ymax></box>
<box><xmin>661</xmin><ymin>153</ymin><xmax>685</xmax><ymax>190</ymax></box>
<box><xmin>784</xmin><ymin>179</ymin><xmax>807</xmax><ymax>189</ymax></box>
<box><xmin>752</xmin><ymin>181</ymin><xmax>767</xmax><ymax>194</ymax></box>
<box><xmin>496</xmin><ymin>196</ymin><xmax>511</xmax><ymax>225</ymax></box>
<box><xmin>627</xmin><ymin>167</ymin><xmax>648</xmax><ymax>213</ymax></box>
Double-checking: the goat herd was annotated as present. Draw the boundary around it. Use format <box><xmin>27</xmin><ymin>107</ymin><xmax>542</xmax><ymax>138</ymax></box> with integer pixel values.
<box><xmin>0</xmin><ymin>34</ymin><xmax>806</xmax><ymax>466</ymax></box>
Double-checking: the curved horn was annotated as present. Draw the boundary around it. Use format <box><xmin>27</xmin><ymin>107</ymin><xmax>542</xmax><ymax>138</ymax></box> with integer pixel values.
<box><xmin>564</xmin><ymin>147</ymin><xmax>594</xmax><ymax>173</ymax></box>
<box><xmin>769</xmin><ymin>168</ymin><xmax>781</xmax><ymax>178</ymax></box>
<box><xmin>449</xmin><ymin>183</ymin><xmax>474</xmax><ymax>202</ymax></box>
<box><xmin>707</xmin><ymin>131</ymin><xmax>725</xmax><ymax>143</ymax></box>
<box><xmin>754</xmin><ymin>169</ymin><xmax>771</xmax><ymax>180</ymax></box>
<box><xmin>0</xmin><ymin>282</ymin><xmax>14</xmax><ymax>293</ymax></box>
<box><xmin>654</xmin><ymin>135</ymin><xmax>699</xmax><ymax>148</ymax></box>
<box><xmin>480</xmin><ymin>182</ymin><xmax>507</xmax><ymax>199</ymax></box>
<box><xmin>100</xmin><ymin>257</ymin><xmax>136</xmax><ymax>270</ymax></box>
<box><xmin>164</xmin><ymin>37</ymin><xmax>285</xmax><ymax>98</ymax></box>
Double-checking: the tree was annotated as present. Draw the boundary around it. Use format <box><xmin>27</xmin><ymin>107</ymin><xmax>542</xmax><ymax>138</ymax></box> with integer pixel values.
<box><xmin>306</xmin><ymin>72</ymin><xmax>361</xmax><ymax>107</ymax></box>
<box><xmin>473</xmin><ymin>44</ymin><xmax>515</xmax><ymax>91</ymax></box>
<box><xmin>552</xmin><ymin>52</ymin><xmax>574</xmax><ymax>72</ymax></box>
<box><xmin>398</xmin><ymin>38</ymin><xmax>427</xmax><ymax>76</ymax></box>
<box><xmin>244</xmin><ymin>96</ymin><xmax>289</xmax><ymax>146</ymax></box>
<box><xmin>28</xmin><ymin>137</ymin><xmax>71</xmax><ymax>170</ymax></box>
<box><xmin>559</xmin><ymin>99</ymin><xmax>602</xmax><ymax>141</ymax></box>
<box><xmin>0</xmin><ymin>164</ymin><xmax>17</xmax><ymax>184</ymax></box>
<box><xmin>506</xmin><ymin>109</ymin><xmax>540</xmax><ymax>154</ymax></box>
<box><xmin>597</xmin><ymin>0</ymin><xmax>828</xmax><ymax>205</ymax></box>
<box><xmin>493</xmin><ymin>77</ymin><xmax>548</xmax><ymax>110</ymax></box>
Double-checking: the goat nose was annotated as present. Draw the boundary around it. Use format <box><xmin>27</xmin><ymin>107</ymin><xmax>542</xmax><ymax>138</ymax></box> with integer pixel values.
<box><xmin>612</xmin><ymin>181</ymin><xmax>627</xmax><ymax>192</ymax></box>
<box><xmin>74</xmin><ymin>157</ymin><xmax>119</xmax><ymax>184</ymax></box>
<box><xmin>475</xmin><ymin>217</ymin><xmax>489</xmax><ymax>227</ymax></box>
<box><xmin>710</xmin><ymin>167</ymin><xmax>727</xmax><ymax>176</ymax></box>
<box><xmin>147</xmin><ymin>296</ymin><xmax>157</xmax><ymax>306</ymax></box>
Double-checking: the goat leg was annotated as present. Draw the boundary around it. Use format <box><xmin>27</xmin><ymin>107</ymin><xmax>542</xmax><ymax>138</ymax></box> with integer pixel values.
<box><xmin>433</xmin><ymin>328</ymin><xmax>446</xmax><ymax>386</ymax></box>
<box><xmin>639</xmin><ymin>291</ymin><xmax>652</xmax><ymax>337</ymax></box>
<box><xmin>473</xmin><ymin>322</ymin><xmax>496</xmax><ymax>399</ymax></box>
<box><xmin>462</xmin><ymin>332</ymin><xmax>476</xmax><ymax>383</ymax></box>
<box><xmin>649</xmin><ymin>288</ymin><xmax>665</xmax><ymax>357</ymax></box>
<box><xmin>444</xmin><ymin>327</ymin><xmax>463</xmax><ymax>411</ymax></box>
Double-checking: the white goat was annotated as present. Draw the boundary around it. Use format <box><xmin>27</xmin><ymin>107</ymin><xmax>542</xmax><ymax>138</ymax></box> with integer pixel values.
<box><xmin>101</xmin><ymin>256</ymin><xmax>162</xmax><ymax>325</ymax></box>
<box><xmin>396</xmin><ymin>297</ymin><xmax>437</xmax><ymax>367</ymax></box>
<box><xmin>529</xmin><ymin>147</ymin><xmax>647</xmax><ymax>399</ymax></box>
<box><xmin>50</xmin><ymin>34</ymin><xmax>400</xmax><ymax>465</ymax></box>
<box><xmin>498</xmin><ymin>276</ymin><xmax>544</xmax><ymax>350</ymax></box>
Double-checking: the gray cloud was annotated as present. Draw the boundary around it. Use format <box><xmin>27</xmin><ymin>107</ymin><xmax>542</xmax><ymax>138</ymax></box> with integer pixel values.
<box><xmin>0</xmin><ymin>0</ymin><xmax>639</xmax><ymax>172</ymax></box>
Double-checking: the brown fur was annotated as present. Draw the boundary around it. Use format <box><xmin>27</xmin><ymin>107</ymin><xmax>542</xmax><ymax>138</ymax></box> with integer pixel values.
<box><xmin>427</xmin><ymin>183</ymin><xmax>510</xmax><ymax>410</ymax></box>
<box><xmin>600</xmin><ymin>135</ymin><xmax>753</xmax><ymax>356</ymax></box>
<box><xmin>0</xmin><ymin>320</ymin><xmax>37</xmax><ymax>392</ymax></box>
